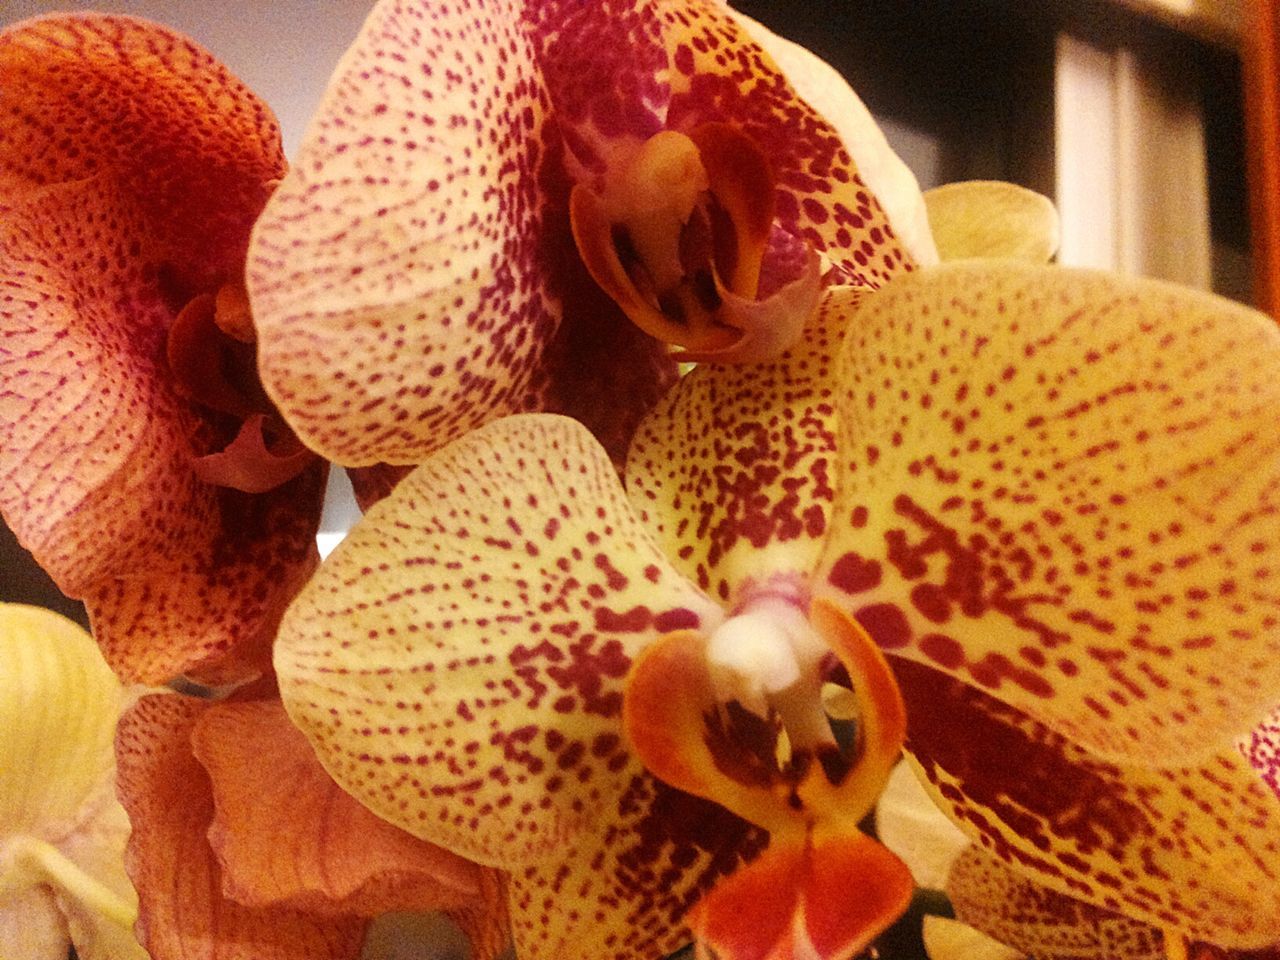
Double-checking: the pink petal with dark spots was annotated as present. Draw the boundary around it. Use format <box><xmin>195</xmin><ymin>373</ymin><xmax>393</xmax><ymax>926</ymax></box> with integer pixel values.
<box><xmin>626</xmin><ymin>287</ymin><xmax>858</xmax><ymax>605</ymax></box>
<box><xmin>895</xmin><ymin>659</ymin><xmax>1280</xmax><ymax>947</ymax></box>
<box><xmin>817</xmin><ymin>261</ymin><xmax>1280</xmax><ymax>759</ymax></box>
<box><xmin>115</xmin><ymin>695</ymin><xmax>368</xmax><ymax>960</ymax></box>
<box><xmin>1</xmin><ymin>175</ymin><xmax>324</xmax><ymax>685</ymax></box>
<box><xmin>249</xmin><ymin>0</ymin><xmax>924</xmax><ymax>469</ymax></box>
<box><xmin>275</xmin><ymin>413</ymin><xmax>722</xmax><ymax>867</ymax></box>
<box><xmin>946</xmin><ymin>846</ymin><xmax>1165</xmax><ymax>960</ymax></box>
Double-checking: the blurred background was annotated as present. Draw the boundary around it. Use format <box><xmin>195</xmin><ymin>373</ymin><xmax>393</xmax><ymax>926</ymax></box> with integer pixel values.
<box><xmin>0</xmin><ymin>0</ymin><xmax>1258</xmax><ymax>618</ymax></box>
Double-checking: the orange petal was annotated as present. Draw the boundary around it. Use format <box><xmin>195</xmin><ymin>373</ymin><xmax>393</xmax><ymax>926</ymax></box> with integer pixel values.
<box><xmin>191</xmin><ymin>697</ymin><xmax>487</xmax><ymax>916</ymax></box>
<box><xmin>0</xmin><ymin>13</ymin><xmax>284</xmax><ymax>290</ymax></box>
<box><xmin>626</xmin><ymin>287</ymin><xmax>864</xmax><ymax>605</ymax></box>
<box><xmin>687</xmin><ymin>831</ymin><xmax>913</xmax><ymax>960</ymax></box>
<box><xmin>945</xmin><ymin>845</ymin><xmax>1165</xmax><ymax>960</ymax></box>
<box><xmin>817</xmin><ymin>261</ymin><xmax>1280</xmax><ymax>760</ymax></box>
<box><xmin>1</xmin><ymin>122</ymin><xmax>319</xmax><ymax>687</ymax></box>
<box><xmin>275</xmin><ymin>414</ymin><xmax>723</xmax><ymax>865</ymax></box>
<box><xmin>895</xmin><ymin>658</ymin><xmax>1280</xmax><ymax>947</ymax></box>
<box><xmin>115</xmin><ymin>695</ymin><xmax>368</xmax><ymax>960</ymax></box>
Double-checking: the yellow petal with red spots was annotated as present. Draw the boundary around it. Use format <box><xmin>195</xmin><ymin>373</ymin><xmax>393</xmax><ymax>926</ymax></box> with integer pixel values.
<box><xmin>817</xmin><ymin>261</ymin><xmax>1280</xmax><ymax>761</ymax></box>
<box><xmin>626</xmin><ymin>287</ymin><xmax>864</xmax><ymax>606</ymax></box>
<box><xmin>944</xmin><ymin>846</ymin><xmax>1166</xmax><ymax>960</ymax></box>
<box><xmin>275</xmin><ymin>414</ymin><xmax>722</xmax><ymax>866</ymax></box>
<box><xmin>895</xmin><ymin>659</ymin><xmax>1280</xmax><ymax>947</ymax></box>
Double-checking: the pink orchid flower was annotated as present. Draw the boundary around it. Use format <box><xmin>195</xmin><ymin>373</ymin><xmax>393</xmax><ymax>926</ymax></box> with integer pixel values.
<box><xmin>0</xmin><ymin>13</ymin><xmax>326</xmax><ymax>686</ymax></box>
<box><xmin>246</xmin><ymin>0</ymin><xmax>936</xmax><ymax>469</ymax></box>
<box><xmin>273</xmin><ymin>246</ymin><xmax>1280</xmax><ymax>959</ymax></box>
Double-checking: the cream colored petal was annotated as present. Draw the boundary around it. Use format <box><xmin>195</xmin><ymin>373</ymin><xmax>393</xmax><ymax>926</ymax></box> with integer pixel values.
<box><xmin>873</xmin><ymin>760</ymin><xmax>970</xmax><ymax>891</ymax></box>
<box><xmin>724</xmin><ymin>6</ymin><xmax>939</xmax><ymax>268</ymax></box>
<box><xmin>922</xmin><ymin>916</ymin><xmax>1025</xmax><ymax>960</ymax></box>
<box><xmin>0</xmin><ymin>883</ymin><xmax>68</xmax><ymax>960</ymax></box>
<box><xmin>53</xmin><ymin>775</ymin><xmax>147</xmax><ymax>960</ymax></box>
<box><xmin>924</xmin><ymin>181</ymin><xmax>1061</xmax><ymax>263</ymax></box>
<box><xmin>0</xmin><ymin>604</ymin><xmax>141</xmax><ymax>956</ymax></box>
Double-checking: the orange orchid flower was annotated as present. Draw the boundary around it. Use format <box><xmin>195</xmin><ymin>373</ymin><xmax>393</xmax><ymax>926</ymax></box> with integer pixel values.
<box><xmin>0</xmin><ymin>12</ymin><xmax>328</xmax><ymax>687</ymax></box>
<box><xmin>246</xmin><ymin>0</ymin><xmax>937</xmax><ymax>469</ymax></box>
<box><xmin>0</xmin><ymin>14</ymin><xmax>508</xmax><ymax>959</ymax></box>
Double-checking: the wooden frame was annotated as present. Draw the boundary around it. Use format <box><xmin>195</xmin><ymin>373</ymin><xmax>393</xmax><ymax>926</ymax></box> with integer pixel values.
<box><xmin>1245</xmin><ymin>0</ymin><xmax>1280</xmax><ymax>317</ymax></box>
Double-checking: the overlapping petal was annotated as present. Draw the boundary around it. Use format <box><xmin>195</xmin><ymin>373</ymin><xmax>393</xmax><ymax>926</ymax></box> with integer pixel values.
<box><xmin>190</xmin><ymin>697</ymin><xmax>486</xmax><ymax>917</ymax></box>
<box><xmin>626</xmin><ymin>288</ymin><xmax>858</xmax><ymax>603</ymax></box>
<box><xmin>893</xmin><ymin>658</ymin><xmax>1280</xmax><ymax>946</ymax></box>
<box><xmin>0</xmin><ymin>14</ymin><xmax>323</xmax><ymax>684</ymax></box>
<box><xmin>944</xmin><ymin>846</ymin><xmax>1165</xmax><ymax>960</ymax></box>
<box><xmin>0</xmin><ymin>604</ymin><xmax>143</xmax><ymax>960</ymax></box>
<box><xmin>275</xmin><ymin>413</ymin><xmax>771</xmax><ymax>958</ymax></box>
<box><xmin>116</xmin><ymin>695</ymin><xmax>367</xmax><ymax>960</ymax></box>
<box><xmin>250</xmin><ymin>0</ymin><xmax>924</xmax><ymax>469</ymax></box>
<box><xmin>924</xmin><ymin>181</ymin><xmax>1060</xmax><ymax>264</ymax></box>
<box><xmin>816</xmin><ymin>261</ymin><xmax>1280</xmax><ymax>761</ymax></box>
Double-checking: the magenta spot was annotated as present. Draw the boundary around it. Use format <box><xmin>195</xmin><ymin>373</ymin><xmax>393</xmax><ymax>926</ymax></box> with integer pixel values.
<box><xmin>594</xmin><ymin>605</ymin><xmax>653</xmax><ymax>633</ymax></box>
<box><xmin>654</xmin><ymin>608</ymin><xmax>700</xmax><ymax>632</ymax></box>
<box><xmin>920</xmin><ymin>633</ymin><xmax>964</xmax><ymax>669</ymax></box>
<box><xmin>827</xmin><ymin>552</ymin><xmax>882</xmax><ymax>594</ymax></box>
<box><xmin>855</xmin><ymin>603</ymin><xmax>912</xmax><ymax>648</ymax></box>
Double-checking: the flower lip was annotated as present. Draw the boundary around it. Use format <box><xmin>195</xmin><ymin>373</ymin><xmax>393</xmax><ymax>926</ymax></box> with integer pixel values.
<box><xmin>167</xmin><ymin>279</ymin><xmax>315</xmax><ymax>493</ymax></box>
<box><xmin>570</xmin><ymin>123</ymin><xmax>819</xmax><ymax>363</ymax></box>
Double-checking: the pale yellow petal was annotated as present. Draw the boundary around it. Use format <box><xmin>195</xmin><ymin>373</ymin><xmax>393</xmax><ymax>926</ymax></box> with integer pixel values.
<box><xmin>922</xmin><ymin>916</ymin><xmax>1024</xmax><ymax>960</ymax></box>
<box><xmin>924</xmin><ymin>181</ymin><xmax>1060</xmax><ymax>263</ymax></box>
<box><xmin>0</xmin><ymin>604</ymin><xmax>120</xmax><ymax>836</ymax></box>
<box><xmin>873</xmin><ymin>761</ymin><xmax>970</xmax><ymax>891</ymax></box>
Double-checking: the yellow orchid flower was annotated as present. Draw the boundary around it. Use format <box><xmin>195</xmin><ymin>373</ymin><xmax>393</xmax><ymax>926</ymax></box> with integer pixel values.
<box><xmin>0</xmin><ymin>602</ymin><xmax>144</xmax><ymax>960</ymax></box>
<box><xmin>273</xmin><ymin>249</ymin><xmax>1280</xmax><ymax>959</ymax></box>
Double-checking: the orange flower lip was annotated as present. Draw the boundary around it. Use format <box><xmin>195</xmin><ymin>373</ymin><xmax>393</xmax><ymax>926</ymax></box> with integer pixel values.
<box><xmin>167</xmin><ymin>280</ymin><xmax>315</xmax><ymax>493</ymax></box>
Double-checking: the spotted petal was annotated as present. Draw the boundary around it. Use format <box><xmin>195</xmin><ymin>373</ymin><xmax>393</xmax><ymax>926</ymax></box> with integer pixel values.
<box><xmin>250</xmin><ymin>0</ymin><xmax>920</xmax><ymax>469</ymax></box>
<box><xmin>894</xmin><ymin>658</ymin><xmax>1280</xmax><ymax>947</ymax></box>
<box><xmin>0</xmin><ymin>13</ymin><xmax>283</xmax><ymax>290</ymax></box>
<box><xmin>275</xmin><ymin>413</ymin><xmax>774</xmax><ymax>958</ymax></box>
<box><xmin>276</xmin><ymin>413</ymin><xmax>722</xmax><ymax>862</ymax></box>
<box><xmin>817</xmin><ymin>261</ymin><xmax>1280</xmax><ymax>759</ymax></box>
<box><xmin>0</xmin><ymin>17</ymin><xmax>322</xmax><ymax>684</ymax></box>
<box><xmin>626</xmin><ymin>288</ymin><xmax>860</xmax><ymax>604</ymax></box>
<box><xmin>944</xmin><ymin>846</ymin><xmax>1165</xmax><ymax>960</ymax></box>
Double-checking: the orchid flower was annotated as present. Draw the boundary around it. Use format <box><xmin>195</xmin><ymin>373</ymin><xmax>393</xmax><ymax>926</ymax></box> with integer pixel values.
<box><xmin>272</xmin><ymin>234</ymin><xmax>1280</xmax><ymax>959</ymax></box>
<box><xmin>0</xmin><ymin>602</ymin><xmax>144</xmax><ymax>960</ymax></box>
<box><xmin>113</xmin><ymin>683</ymin><xmax>508</xmax><ymax>960</ymax></box>
<box><xmin>246</xmin><ymin>0</ymin><xmax>936</xmax><ymax>469</ymax></box>
<box><xmin>0</xmin><ymin>13</ymin><xmax>326</xmax><ymax>686</ymax></box>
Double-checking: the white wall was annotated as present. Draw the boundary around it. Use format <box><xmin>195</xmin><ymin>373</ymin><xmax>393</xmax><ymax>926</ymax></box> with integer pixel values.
<box><xmin>2</xmin><ymin>1</ymin><xmax>378</xmax><ymax>156</ymax></box>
